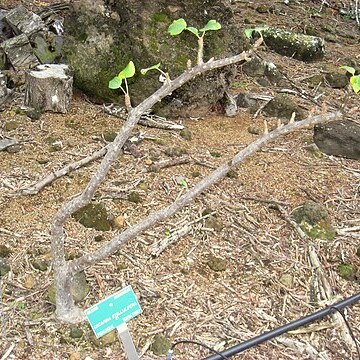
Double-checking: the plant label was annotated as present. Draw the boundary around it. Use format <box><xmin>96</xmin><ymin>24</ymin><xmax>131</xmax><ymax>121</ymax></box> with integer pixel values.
<box><xmin>84</xmin><ymin>285</ymin><xmax>142</xmax><ymax>338</ymax></box>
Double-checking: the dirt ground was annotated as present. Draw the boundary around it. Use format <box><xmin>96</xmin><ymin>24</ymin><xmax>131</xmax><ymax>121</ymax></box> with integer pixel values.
<box><xmin>0</xmin><ymin>1</ymin><xmax>360</xmax><ymax>359</ymax></box>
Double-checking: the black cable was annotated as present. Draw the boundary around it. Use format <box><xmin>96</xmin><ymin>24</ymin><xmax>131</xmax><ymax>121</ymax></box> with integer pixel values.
<box><xmin>329</xmin><ymin>306</ymin><xmax>360</xmax><ymax>360</ymax></box>
<box><xmin>167</xmin><ymin>339</ymin><xmax>229</xmax><ymax>360</ymax></box>
<box><xmin>204</xmin><ymin>292</ymin><xmax>360</xmax><ymax>360</ymax></box>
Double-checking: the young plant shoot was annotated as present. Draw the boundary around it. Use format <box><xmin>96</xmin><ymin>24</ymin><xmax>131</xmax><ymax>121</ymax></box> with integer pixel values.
<box><xmin>168</xmin><ymin>18</ymin><xmax>221</xmax><ymax>65</ymax></box>
<box><xmin>140</xmin><ymin>63</ymin><xmax>170</xmax><ymax>83</ymax></box>
<box><xmin>340</xmin><ymin>66</ymin><xmax>360</xmax><ymax>93</ymax></box>
<box><xmin>109</xmin><ymin>61</ymin><xmax>136</xmax><ymax>109</ymax></box>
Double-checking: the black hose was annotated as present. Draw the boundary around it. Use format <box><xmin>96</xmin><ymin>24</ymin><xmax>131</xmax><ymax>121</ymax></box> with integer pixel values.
<box><xmin>204</xmin><ymin>292</ymin><xmax>360</xmax><ymax>360</ymax></box>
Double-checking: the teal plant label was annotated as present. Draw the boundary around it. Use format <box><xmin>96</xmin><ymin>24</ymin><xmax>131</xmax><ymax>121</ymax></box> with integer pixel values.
<box><xmin>84</xmin><ymin>285</ymin><xmax>142</xmax><ymax>338</ymax></box>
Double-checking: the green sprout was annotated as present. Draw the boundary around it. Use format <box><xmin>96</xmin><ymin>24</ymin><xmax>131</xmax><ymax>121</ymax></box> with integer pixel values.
<box><xmin>140</xmin><ymin>63</ymin><xmax>171</xmax><ymax>83</ymax></box>
<box><xmin>244</xmin><ymin>26</ymin><xmax>268</xmax><ymax>39</ymax></box>
<box><xmin>168</xmin><ymin>18</ymin><xmax>222</xmax><ymax>65</ymax></box>
<box><xmin>109</xmin><ymin>61</ymin><xmax>136</xmax><ymax>109</ymax></box>
<box><xmin>340</xmin><ymin>66</ymin><xmax>360</xmax><ymax>93</ymax></box>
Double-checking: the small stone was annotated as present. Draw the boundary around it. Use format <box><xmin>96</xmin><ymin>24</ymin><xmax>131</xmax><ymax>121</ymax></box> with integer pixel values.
<box><xmin>36</xmin><ymin>158</ymin><xmax>50</xmax><ymax>164</ymax></box>
<box><xmin>202</xmin><ymin>208</ymin><xmax>214</xmax><ymax>217</ymax></box>
<box><xmin>226</xmin><ymin>170</ymin><xmax>238</xmax><ymax>179</ymax></box>
<box><xmin>44</xmin><ymin>136</ymin><xmax>57</xmax><ymax>145</ymax></box>
<box><xmin>25</xmin><ymin>108</ymin><xmax>42</xmax><ymax>120</ymax></box>
<box><xmin>248</xmin><ymin>126</ymin><xmax>261</xmax><ymax>135</ymax></box>
<box><xmin>70</xmin><ymin>326</ymin><xmax>84</xmax><ymax>339</ymax></box>
<box><xmin>128</xmin><ymin>192</ymin><xmax>142</xmax><ymax>204</ymax></box>
<box><xmin>103</xmin><ymin>131</ymin><xmax>117</xmax><ymax>142</ymax></box>
<box><xmin>4</xmin><ymin>121</ymin><xmax>19</xmax><ymax>131</ymax></box>
<box><xmin>207</xmin><ymin>256</ymin><xmax>227</xmax><ymax>272</ymax></box>
<box><xmin>72</xmin><ymin>203</ymin><xmax>112</xmax><ymax>231</ymax></box>
<box><xmin>210</xmin><ymin>151</ymin><xmax>221</xmax><ymax>158</ymax></box>
<box><xmin>205</xmin><ymin>215</ymin><xmax>223</xmax><ymax>231</ymax></box>
<box><xmin>94</xmin><ymin>235</ymin><xmax>104</xmax><ymax>242</ymax></box>
<box><xmin>337</xmin><ymin>263</ymin><xmax>357</xmax><ymax>281</ymax></box>
<box><xmin>0</xmin><ymin>257</ymin><xmax>10</xmax><ymax>276</ymax></box>
<box><xmin>263</xmin><ymin>94</ymin><xmax>304</xmax><ymax>121</ymax></box>
<box><xmin>69</xmin><ymin>352</ymin><xmax>81</xmax><ymax>360</ymax></box>
<box><xmin>180</xmin><ymin>128</ymin><xmax>192</xmax><ymax>141</ymax></box>
<box><xmin>24</xmin><ymin>274</ymin><xmax>36</xmax><ymax>289</ymax></box>
<box><xmin>165</xmin><ymin>147</ymin><xmax>187</xmax><ymax>157</ymax></box>
<box><xmin>90</xmin><ymin>330</ymin><xmax>117</xmax><ymax>348</ymax></box>
<box><xmin>144</xmin><ymin>158</ymin><xmax>153</xmax><ymax>166</ymax></box>
<box><xmin>256</xmin><ymin>5</ymin><xmax>270</xmax><ymax>13</ymax></box>
<box><xmin>32</xmin><ymin>259</ymin><xmax>48</xmax><ymax>271</ymax></box>
<box><xmin>279</xmin><ymin>274</ymin><xmax>294</xmax><ymax>288</ymax></box>
<box><xmin>292</xmin><ymin>201</ymin><xmax>336</xmax><ymax>240</ymax></box>
<box><xmin>0</xmin><ymin>244</ymin><xmax>11</xmax><ymax>257</ymax></box>
<box><xmin>113</xmin><ymin>215</ymin><xmax>125</xmax><ymax>229</ymax></box>
<box><xmin>325</xmin><ymin>72</ymin><xmax>348</xmax><ymax>89</ymax></box>
<box><xmin>151</xmin><ymin>335</ymin><xmax>171</xmax><ymax>356</ymax></box>
<box><xmin>6</xmin><ymin>144</ymin><xmax>21</xmax><ymax>153</ymax></box>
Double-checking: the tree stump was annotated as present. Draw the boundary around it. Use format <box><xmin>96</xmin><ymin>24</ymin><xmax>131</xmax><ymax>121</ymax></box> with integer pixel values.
<box><xmin>24</xmin><ymin>64</ymin><xmax>73</xmax><ymax>113</ymax></box>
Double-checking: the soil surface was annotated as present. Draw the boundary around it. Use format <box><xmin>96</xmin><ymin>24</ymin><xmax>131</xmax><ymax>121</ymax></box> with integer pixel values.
<box><xmin>1</xmin><ymin>1</ymin><xmax>359</xmax><ymax>360</ymax></box>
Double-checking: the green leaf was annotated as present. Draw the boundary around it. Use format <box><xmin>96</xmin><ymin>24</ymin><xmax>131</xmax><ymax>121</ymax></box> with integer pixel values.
<box><xmin>244</xmin><ymin>28</ymin><xmax>254</xmax><ymax>39</ymax></box>
<box><xmin>339</xmin><ymin>66</ymin><xmax>356</xmax><ymax>76</ymax></box>
<box><xmin>140</xmin><ymin>63</ymin><xmax>161</xmax><ymax>75</ymax></box>
<box><xmin>108</xmin><ymin>76</ymin><xmax>122</xmax><ymax>89</ymax></box>
<box><xmin>199</xmin><ymin>20</ymin><xmax>221</xmax><ymax>32</ymax></box>
<box><xmin>245</xmin><ymin>26</ymin><xmax>268</xmax><ymax>38</ymax></box>
<box><xmin>168</xmin><ymin>18</ymin><xmax>187</xmax><ymax>35</ymax></box>
<box><xmin>118</xmin><ymin>61</ymin><xmax>136</xmax><ymax>79</ymax></box>
<box><xmin>186</xmin><ymin>26</ymin><xmax>199</xmax><ymax>37</ymax></box>
<box><xmin>350</xmin><ymin>75</ymin><xmax>360</xmax><ymax>93</ymax></box>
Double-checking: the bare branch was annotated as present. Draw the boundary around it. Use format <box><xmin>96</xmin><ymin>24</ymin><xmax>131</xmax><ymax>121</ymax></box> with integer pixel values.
<box><xmin>69</xmin><ymin>110</ymin><xmax>342</xmax><ymax>274</ymax></box>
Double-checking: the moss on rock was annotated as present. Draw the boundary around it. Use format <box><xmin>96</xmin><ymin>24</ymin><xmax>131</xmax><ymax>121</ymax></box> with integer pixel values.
<box><xmin>72</xmin><ymin>203</ymin><xmax>112</xmax><ymax>231</ymax></box>
<box><xmin>292</xmin><ymin>201</ymin><xmax>336</xmax><ymax>240</ymax></box>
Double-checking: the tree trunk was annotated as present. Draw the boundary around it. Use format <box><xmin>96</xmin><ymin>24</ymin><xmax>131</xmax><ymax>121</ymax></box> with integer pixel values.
<box><xmin>24</xmin><ymin>64</ymin><xmax>73</xmax><ymax>113</ymax></box>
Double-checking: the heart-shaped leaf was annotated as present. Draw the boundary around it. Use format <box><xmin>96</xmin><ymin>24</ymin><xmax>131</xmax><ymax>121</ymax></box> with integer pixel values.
<box><xmin>168</xmin><ymin>18</ymin><xmax>187</xmax><ymax>35</ymax></box>
<box><xmin>244</xmin><ymin>28</ymin><xmax>254</xmax><ymax>39</ymax></box>
<box><xmin>350</xmin><ymin>75</ymin><xmax>360</xmax><ymax>93</ymax></box>
<box><xmin>118</xmin><ymin>61</ymin><xmax>135</xmax><ymax>79</ymax></box>
<box><xmin>339</xmin><ymin>66</ymin><xmax>355</xmax><ymax>76</ymax></box>
<box><xmin>141</xmin><ymin>63</ymin><xmax>161</xmax><ymax>75</ymax></box>
<box><xmin>109</xmin><ymin>76</ymin><xmax>122</xmax><ymax>89</ymax></box>
<box><xmin>200</xmin><ymin>20</ymin><xmax>221</xmax><ymax>32</ymax></box>
<box><xmin>186</xmin><ymin>26</ymin><xmax>199</xmax><ymax>37</ymax></box>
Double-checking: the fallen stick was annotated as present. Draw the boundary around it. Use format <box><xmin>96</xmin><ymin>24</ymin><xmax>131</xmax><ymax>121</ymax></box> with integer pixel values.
<box><xmin>146</xmin><ymin>156</ymin><xmax>191</xmax><ymax>172</ymax></box>
<box><xmin>19</xmin><ymin>146</ymin><xmax>109</xmax><ymax>195</ymax></box>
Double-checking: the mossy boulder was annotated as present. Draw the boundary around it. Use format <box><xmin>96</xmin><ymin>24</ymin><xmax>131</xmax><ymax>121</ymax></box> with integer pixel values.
<box><xmin>263</xmin><ymin>94</ymin><xmax>305</xmax><ymax>121</ymax></box>
<box><xmin>62</xmin><ymin>0</ymin><xmax>248</xmax><ymax>117</ymax></box>
<box><xmin>72</xmin><ymin>202</ymin><xmax>112</xmax><ymax>231</ymax></box>
<box><xmin>261</xmin><ymin>27</ymin><xmax>325</xmax><ymax>62</ymax></box>
<box><xmin>292</xmin><ymin>201</ymin><xmax>336</xmax><ymax>240</ymax></box>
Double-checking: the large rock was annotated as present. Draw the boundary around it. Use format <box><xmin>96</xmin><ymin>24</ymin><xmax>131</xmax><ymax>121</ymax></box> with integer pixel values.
<box><xmin>62</xmin><ymin>0</ymin><xmax>248</xmax><ymax>116</ymax></box>
<box><xmin>261</xmin><ymin>27</ymin><xmax>325</xmax><ymax>62</ymax></box>
<box><xmin>314</xmin><ymin>120</ymin><xmax>360</xmax><ymax>160</ymax></box>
